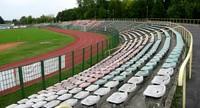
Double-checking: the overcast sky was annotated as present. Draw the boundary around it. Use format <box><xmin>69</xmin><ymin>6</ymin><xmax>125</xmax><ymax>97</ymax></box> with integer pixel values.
<box><xmin>0</xmin><ymin>0</ymin><xmax>78</xmax><ymax>20</ymax></box>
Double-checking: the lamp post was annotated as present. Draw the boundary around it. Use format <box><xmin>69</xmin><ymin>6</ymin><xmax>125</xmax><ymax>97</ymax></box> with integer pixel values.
<box><xmin>107</xmin><ymin>10</ymin><xmax>109</xmax><ymax>20</ymax></box>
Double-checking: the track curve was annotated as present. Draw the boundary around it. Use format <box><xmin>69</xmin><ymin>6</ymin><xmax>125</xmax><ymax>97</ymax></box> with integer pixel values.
<box><xmin>0</xmin><ymin>27</ymin><xmax>106</xmax><ymax>71</ymax></box>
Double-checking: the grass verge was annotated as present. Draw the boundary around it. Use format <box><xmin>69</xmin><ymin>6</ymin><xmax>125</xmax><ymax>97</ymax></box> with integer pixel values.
<box><xmin>0</xmin><ymin>28</ymin><xmax>75</xmax><ymax>66</ymax></box>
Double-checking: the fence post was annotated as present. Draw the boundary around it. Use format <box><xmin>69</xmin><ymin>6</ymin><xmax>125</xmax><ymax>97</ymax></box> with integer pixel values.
<box><xmin>102</xmin><ymin>40</ymin><xmax>104</xmax><ymax>59</ymax></box>
<box><xmin>18</xmin><ymin>66</ymin><xmax>25</xmax><ymax>99</ymax></box>
<box><xmin>41</xmin><ymin>61</ymin><xmax>46</xmax><ymax>90</ymax></box>
<box><xmin>82</xmin><ymin>48</ymin><xmax>85</xmax><ymax>71</ymax></box>
<box><xmin>96</xmin><ymin>42</ymin><xmax>99</xmax><ymax>63</ymax></box>
<box><xmin>90</xmin><ymin>45</ymin><xmax>93</xmax><ymax>66</ymax></box>
<box><xmin>108</xmin><ymin>38</ymin><xmax>112</xmax><ymax>50</ymax></box>
<box><xmin>58</xmin><ymin>56</ymin><xmax>62</xmax><ymax>82</ymax></box>
<box><xmin>72</xmin><ymin>51</ymin><xmax>75</xmax><ymax>76</ymax></box>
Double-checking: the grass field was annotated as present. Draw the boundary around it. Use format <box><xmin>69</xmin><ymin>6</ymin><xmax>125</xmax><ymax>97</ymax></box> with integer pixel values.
<box><xmin>0</xmin><ymin>33</ymin><xmax>112</xmax><ymax>108</ymax></box>
<box><xmin>0</xmin><ymin>28</ymin><xmax>75</xmax><ymax>66</ymax></box>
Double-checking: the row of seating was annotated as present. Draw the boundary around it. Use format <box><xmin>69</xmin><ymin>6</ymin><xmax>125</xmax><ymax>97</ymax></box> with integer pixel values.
<box><xmin>106</xmin><ymin>27</ymin><xmax>164</xmax><ymax>105</ymax></box>
<box><xmin>143</xmin><ymin>28</ymin><xmax>184</xmax><ymax>98</ymax></box>
<box><xmin>6</xmin><ymin>21</ymin><xmax>185</xmax><ymax>108</ymax></box>
<box><xmin>6</xmin><ymin>27</ymin><xmax>149</xmax><ymax>108</ymax></box>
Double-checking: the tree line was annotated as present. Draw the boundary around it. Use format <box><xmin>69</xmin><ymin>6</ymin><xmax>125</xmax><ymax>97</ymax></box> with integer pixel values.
<box><xmin>56</xmin><ymin>0</ymin><xmax>200</xmax><ymax>21</ymax></box>
<box><xmin>2</xmin><ymin>0</ymin><xmax>200</xmax><ymax>25</ymax></box>
<box><xmin>0</xmin><ymin>16</ymin><xmax>5</xmax><ymax>24</ymax></box>
<box><xmin>11</xmin><ymin>15</ymin><xmax>55</xmax><ymax>25</ymax></box>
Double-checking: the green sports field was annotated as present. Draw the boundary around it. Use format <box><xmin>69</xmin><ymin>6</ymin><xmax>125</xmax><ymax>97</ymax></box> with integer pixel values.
<box><xmin>0</xmin><ymin>28</ymin><xmax>75</xmax><ymax>66</ymax></box>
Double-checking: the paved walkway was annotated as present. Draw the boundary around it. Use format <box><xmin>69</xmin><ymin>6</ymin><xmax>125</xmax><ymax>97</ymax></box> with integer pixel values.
<box><xmin>182</xmin><ymin>25</ymin><xmax>200</xmax><ymax>108</ymax></box>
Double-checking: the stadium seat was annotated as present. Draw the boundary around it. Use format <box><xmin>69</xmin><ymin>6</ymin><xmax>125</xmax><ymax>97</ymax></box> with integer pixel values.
<box><xmin>57</xmin><ymin>94</ymin><xmax>72</xmax><ymax>101</ymax></box>
<box><xmin>43</xmin><ymin>100</ymin><xmax>60</xmax><ymax>108</ymax></box>
<box><xmin>157</xmin><ymin>68</ymin><xmax>174</xmax><ymax>76</ymax></box>
<box><xmin>107</xmin><ymin>92</ymin><xmax>128</xmax><ymax>104</ymax></box>
<box><xmin>81</xmin><ymin>95</ymin><xmax>100</xmax><ymax>106</ymax></box>
<box><xmin>85</xmin><ymin>84</ymin><xmax>99</xmax><ymax>92</ymax></box>
<box><xmin>74</xmin><ymin>91</ymin><xmax>89</xmax><ymax>99</ymax></box>
<box><xmin>118</xmin><ymin>83</ymin><xmax>136</xmax><ymax>93</ymax></box>
<box><xmin>60</xmin><ymin>99</ymin><xmax>78</xmax><ymax>107</ymax></box>
<box><xmin>143</xmin><ymin>84</ymin><xmax>166</xmax><ymax>98</ymax></box>
<box><xmin>128</xmin><ymin>76</ymin><xmax>144</xmax><ymax>84</ymax></box>
<box><xmin>151</xmin><ymin>75</ymin><xmax>171</xmax><ymax>85</ymax></box>
<box><xmin>94</xmin><ymin>87</ymin><xmax>111</xmax><ymax>96</ymax></box>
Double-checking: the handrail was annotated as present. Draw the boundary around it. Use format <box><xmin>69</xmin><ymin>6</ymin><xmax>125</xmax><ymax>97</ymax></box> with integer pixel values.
<box><xmin>146</xmin><ymin>21</ymin><xmax>193</xmax><ymax>108</ymax></box>
<box><xmin>177</xmin><ymin>26</ymin><xmax>193</xmax><ymax>108</ymax></box>
<box><xmin>178</xmin><ymin>27</ymin><xmax>193</xmax><ymax>86</ymax></box>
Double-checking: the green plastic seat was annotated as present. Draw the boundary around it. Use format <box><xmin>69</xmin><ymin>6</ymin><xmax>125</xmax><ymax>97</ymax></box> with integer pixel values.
<box><xmin>156</xmin><ymin>54</ymin><xmax>163</xmax><ymax>59</ymax></box>
<box><xmin>168</xmin><ymin>54</ymin><xmax>180</xmax><ymax>59</ymax></box>
<box><xmin>150</xmin><ymin>57</ymin><xmax>160</xmax><ymax>62</ymax></box>
<box><xmin>146</xmin><ymin>61</ymin><xmax>157</xmax><ymax>67</ymax></box>
<box><xmin>130</xmin><ymin>58</ymin><xmax>137</xmax><ymax>63</ymax></box>
<box><xmin>95</xmin><ymin>79</ymin><xmax>107</xmax><ymax>85</ymax></box>
<box><xmin>116</xmin><ymin>67</ymin><xmax>125</xmax><ymax>72</ymax></box>
<box><xmin>113</xmin><ymin>75</ymin><xmax>126</xmax><ymax>81</ymax></box>
<box><xmin>165</xmin><ymin>58</ymin><xmax>179</xmax><ymax>63</ymax></box>
<box><xmin>141</xmin><ymin>66</ymin><xmax>154</xmax><ymax>71</ymax></box>
<box><xmin>127</xmin><ymin>66</ymin><xmax>137</xmax><ymax>72</ymax></box>
<box><xmin>135</xmin><ymin>70</ymin><xmax>149</xmax><ymax>77</ymax></box>
<box><xmin>103</xmin><ymin>74</ymin><xmax>114</xmax><ymax>80</ymax></box>
<box><xmin>109</xmin><ymin>70</ymin><xmax>121</xmax><ymax>76</ymax></box>
<box><xmin>125</xmin><ymin>61</ymin><xmax>133</xmax><ymax>66</ymax></box>
<box><xmin>120</xmin><ymin>71</ymin><xmax>132</xmax><ymax>76</ymax></box>
<box><xmin>162</xmin><ymin>62</ymin><xmax>177</xmax><ymax>68</ymax></box>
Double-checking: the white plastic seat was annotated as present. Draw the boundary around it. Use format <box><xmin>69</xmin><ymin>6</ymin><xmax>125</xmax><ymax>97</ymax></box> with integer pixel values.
<box><xmin>44</xmin><ymin>100</ymin><xmax>60</xmax><ymax>108</ymax></box>
<box><xmin>45</xmin><ymin>95</ymin><xmax>58</xmax><ymax>101</ymax></box>
<box><xmin>157</xmin><ymin>68</ymin><xmax>174</xmax><ymax>76</ymax></box>
<box><xmin>128</xmin><ymin>76</ymin><xmax>143</xmax><ymax>84</ymax></box>
<box><xmin>60</xmin><ymin>99</ymin><xmax>78</xmax><ymax>106</ymax></box>
<box><xmin>56</xmin><ymin>90</ymin><xmax>68</xmax><ymax>95</ymax></box>
<box><xmin>74</xmin><ymin>91</ymin><xmax>89</xmax><ymax>99</ymax></box>
<box><xmin>13</xmin><ymin>104</ymin><xmax>29</xmax><ymax>108</ymax></box>
<box><xmin>32</xmin><ymin>101</ymin><xmax>47</xmax><ymax>108</ymax></box>
<box><xmin>17</xmin><ymin>98</ymin><xmax>28</xmax><ymax>104</ymax></box>
<box><xmin>57</xmin><ymin>93</ymin><xmax>72</xmax><ymax>101</ymax></box>
<box><xmin>118</xmin><ymin>83</ymin><xmax>136</xmax><ymax>93</ymax></box>
<box><xmin>69</xmin><ymin>87</ymin><xmax>82</xmax><ymax>94</ymax></box>
<box><xmin>85</xmin><ymin>84</ymin><xmax>99</xmax><ymax>92</ymax></box>
<box><xmin>104</xmin><ymin>81</ymin><xmax>119</xmax><ymax>88</ymax></box>
<box><xmin>107</xmin><ymin>92</ymin><xmax>128</xmax><ymax>104</ymax></box>
<box><xmin>94</xmin><ymin>87</ymin><xmax>111</xmax><ymax>96</ymax></box>
<box><xmin>28</xmin><ymin>94</ymin><xmax>38</xmax><ymax>99</ymax></box>
<box><xmin>6</xmin><ymin>104</ymin><xmax>18</xmax><ymax>108</ymax></box>
<box><xmin>143</xmin><ymin>84</ymin><xmax>166</xmax><ymax>98</ymax></box>
<box><xmin>24</xmin><ymin>102</ymin><xmax>34</xmax><ymax>107</ymax></box>
<box><xmin>151</xmin><ymin>75</ymin><xmax>171</xmax><ymax>85</ymax></box>
<box><xmin>31</xmin><ymin>97</ymin><xmax>45</xmax><ymax>103</ymax></box>
<box><xmin>43</xmin><ymin>92</ymin><xmax>56</xmax><ymax>97</ymax></box>
<box><xmin>81</xmin><ymin>95</ymin><xmax>100</xmax><ymax>106</ymax></box>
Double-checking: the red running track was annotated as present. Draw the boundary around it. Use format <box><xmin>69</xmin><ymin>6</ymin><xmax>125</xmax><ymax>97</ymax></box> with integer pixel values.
<box><xmin>0</xmin><ymin>27</ymin><xmax>106</xmax><ymax>71</ymax></box>
<box><xmin>0</xmin><ymin>27</ymin><xmax>107</xmax><ymax>95</ymax></box>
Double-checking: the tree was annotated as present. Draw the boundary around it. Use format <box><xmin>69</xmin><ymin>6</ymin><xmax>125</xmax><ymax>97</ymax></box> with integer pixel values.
<box><xmin>150</xmin><ymin>0</ymin><xmax>166</xmax><ymax>18</ymax></box>
<box><xmin>0</xmin><ymin>16</ymin><xmax>5</xmax><ymax>24</ymax></box>
<box><xmin>20</xmin><ymin>16</ymin><xmax>27</xmax><ymax>24</ymax></box>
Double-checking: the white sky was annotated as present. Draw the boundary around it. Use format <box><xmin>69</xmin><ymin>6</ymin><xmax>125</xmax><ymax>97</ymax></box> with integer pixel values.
<box><xmin>0</xmin><ymin>0</ymin><xmax>78</xmax><ymax>20</ymax></box>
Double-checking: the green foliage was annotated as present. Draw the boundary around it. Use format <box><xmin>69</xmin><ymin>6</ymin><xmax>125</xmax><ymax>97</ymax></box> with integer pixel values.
<box><xmin>0</xmin><ymin>16</ymin><xmax>5</xmax><ymax>24</ymax></box>
<box><xmin>55</xmin><ymin>0</ymin><xmax>200</xmax><ymax>20</ymax></box>
<box><xmin>150</xmin><ymin>0</ymin><xmax>166</xmax><ymax>18</ymax></box>
<box><xmin>19</xmin><ymin>15</ymin><xmax>54</xmax><ymax>25</ymax></box>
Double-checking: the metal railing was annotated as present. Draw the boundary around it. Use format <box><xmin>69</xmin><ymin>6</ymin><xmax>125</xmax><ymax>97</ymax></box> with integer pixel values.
<box><xmin>177</xmin><ymin>26</ymin><xmax>193</xmax><ymax>108</ymax></box>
